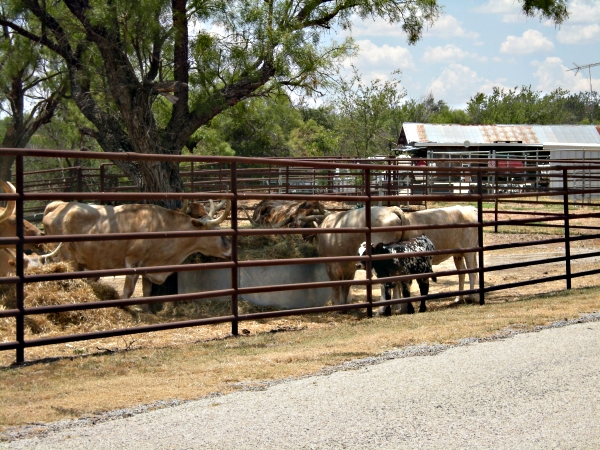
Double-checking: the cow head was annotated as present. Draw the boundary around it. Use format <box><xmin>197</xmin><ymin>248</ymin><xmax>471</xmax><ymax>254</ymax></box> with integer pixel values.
<box><xmin>356</xmin><ymin>242</ymin><xmax>388</xmax><ymax>270</ymax></box>
<box><xmin>356</xmin><ymin>241</ymin><xmax>368</xmax><ymax>270</ymax></box>
<box><xmin>0</xmin><ymin>180</ymin><xmax>44</xmax><ymax>251</ymax></box>
<box><xmin>190</xmin><ymin>200</ymin><xmax>232</xmax><ymax>258</ymax></box>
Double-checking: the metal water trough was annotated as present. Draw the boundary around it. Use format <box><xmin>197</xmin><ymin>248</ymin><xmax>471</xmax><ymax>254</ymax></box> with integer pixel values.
<box><xmin>178</xmin><ymin>263</ymin><xmax>331</xmax><ymax>309</ymax></box>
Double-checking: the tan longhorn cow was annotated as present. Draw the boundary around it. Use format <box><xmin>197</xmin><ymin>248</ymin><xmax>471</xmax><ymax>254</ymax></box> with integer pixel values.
<box><xmin>317</xmin><ymin>205</ymin><xmax>478</xmax><ymax>310</ymax></box>
<box><xmin>0</xmin><ymin>180</ymin><xmax>43</xmax><ymax>251</ymax></box>
<box><xmin>0</xmin><ymin>243</ymin><xmax>63</xmax><ymax>277</ymax></box>
<box><xmin>42</xmin><ymin>200</ymin><xmax>232</xmax><ymax>299</ymax></box>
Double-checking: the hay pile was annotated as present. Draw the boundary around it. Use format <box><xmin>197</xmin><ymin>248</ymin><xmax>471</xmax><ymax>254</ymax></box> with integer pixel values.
<box><xmin>0</xmin><ymin>261</ymin><xmax>136</xmax><ymax>338</ymax></box>
<box><xmin>0</xmin><ymin>234</ymin><xmax>320</xmax><ymax>341</ymax></box>
<box><xmin>150</xmin><ymin>234</ymin><xmax>318</xmax><ymax>319</ymax></box>
<box><xmin>185</xmin><ymin>234</ymin><xmax>318</xmax><ymax>264</ymax></box>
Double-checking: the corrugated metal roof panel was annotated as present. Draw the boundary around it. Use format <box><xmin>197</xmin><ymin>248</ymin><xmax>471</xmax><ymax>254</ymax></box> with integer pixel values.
<box><xmin>400</xmin><ymin>123</ymin><xmax>600</xmax><ymax>145</ymax></box>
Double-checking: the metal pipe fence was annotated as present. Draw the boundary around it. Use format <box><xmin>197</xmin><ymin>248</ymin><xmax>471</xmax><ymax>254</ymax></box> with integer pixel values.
<box><xmin>1</xmin><ymin>148</ymin><xmax>600</xmax><ymax>363</ymax></box>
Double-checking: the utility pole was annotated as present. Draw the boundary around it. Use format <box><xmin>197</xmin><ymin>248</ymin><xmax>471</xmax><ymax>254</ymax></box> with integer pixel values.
<box><xmin>568</xmin><ymin>61</ymin><xmax>600</xmax><ymax>124</ymax></box>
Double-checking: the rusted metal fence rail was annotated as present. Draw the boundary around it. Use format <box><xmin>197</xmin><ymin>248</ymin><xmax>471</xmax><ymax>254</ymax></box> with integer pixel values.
<box><xmin>1</xmin><ymin>148</ymin><xmax>600</xmax><ymax>364</ymax></box>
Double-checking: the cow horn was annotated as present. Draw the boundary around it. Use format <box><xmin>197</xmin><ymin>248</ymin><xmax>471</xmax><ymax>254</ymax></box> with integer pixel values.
<box><xmin>202</xmin><ymin>200</ymin><xmax>231</xmax><ymax>226</ymax></box>
<box><xmin>0</xmin><ymin>180</ymin><xmax>16</xmax><ymax>224</ymax></box>
<box><xmin>180</xmin><ymin>198</ymin><xmax>190</xmax><ymax>214</ymax></box>
<box><xmin>207</xmin><ymin>199</ymin><xmax>227</xmax><ymax>217</ymax></box>
<box><xmin>40</xmin><ymin>243</ymin><xmax>63</xmax><ymax>263</ymax></box>
<box><xmin>241</xmin><ymin>205</ymin><xmax>259</xmax><ymax>227</ymax></box>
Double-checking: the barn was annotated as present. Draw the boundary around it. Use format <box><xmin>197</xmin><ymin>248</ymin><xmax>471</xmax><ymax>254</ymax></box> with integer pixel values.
<box><xmin>396</xmin><ymin>123</ymin><xmax>600</xmax><ymax>197</ymax></box>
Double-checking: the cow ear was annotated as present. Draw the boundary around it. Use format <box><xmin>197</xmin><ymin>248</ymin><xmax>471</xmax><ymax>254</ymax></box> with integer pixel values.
<box><xmin>190</xmin><ymin>219</ymin><xmax>205</xmax><ymax>229</ymax></box>
<box><xmin>375</xmin><ymin>242</ymin><xmax>384</xmax><ymax>250</ymax></box>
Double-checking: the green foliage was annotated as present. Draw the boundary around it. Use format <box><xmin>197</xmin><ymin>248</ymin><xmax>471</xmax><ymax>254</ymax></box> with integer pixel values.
<box><xmin>0</xmin><ymin>0</ymin><xmax>579</xmax><ymax>178</ymax></box>
<box><xmin>334</xmin><ymin>66</ymin><xmax>406</xmax><ymax>157</ymax></box>
<box><xmin>521</xmin><ymin>0</ymin><xmax>569</xmax><ymax>24</ymax></box>
<box><xmin>188</xmin><ymin>127</ymin><xmax>235</xmax><ymax>156</ymax></box>
<box><xmin>209</xmin><ymin>96</ymin><xmax>303</xmax><ymax>157</ymax></box>
<box><xmin>288</xmin><ymin>119</ymin><xmax>339</xmax><ymax>157</ymax></box>
<box><xmin>466</xmin><ymin>86</ymin><xmax>599</xmax><ymax>125</ymax></box>
<box><xmin>298</xmin><ymin>105</ymin><xmax>338</xmax><ymax>131</ymax></box>
<box><xmin>398</xmin><ymin>93</ymin><xmax>470</xmax><ymax>124</ymax></box>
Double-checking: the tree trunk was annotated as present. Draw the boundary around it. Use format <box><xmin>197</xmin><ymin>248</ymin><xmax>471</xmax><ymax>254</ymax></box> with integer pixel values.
<box><xmin>0</xmin><ymin>156</ymin><xmax>15</xmax><ymax>183</ymax></box>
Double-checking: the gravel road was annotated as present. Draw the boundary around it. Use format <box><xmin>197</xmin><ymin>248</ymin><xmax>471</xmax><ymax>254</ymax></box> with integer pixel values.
<box><xmin>3</xmin><ymin>316</ymin><xmax>600</xmax><ymax>450</ymax></box>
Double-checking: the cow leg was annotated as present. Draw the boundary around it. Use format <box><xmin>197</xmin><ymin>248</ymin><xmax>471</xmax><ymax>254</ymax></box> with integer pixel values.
<box><xmin>123</xmin><ymin>274</ymin><xmax>139</xmax><ymax>300</ymax></box>
<box><xmin>464</xmin><ymin>252</ymin><xmax>479</xmax><ymax>303</ymax></box>
<box><xmin>453</xmin><ymin>255</ymin><xmax>468</xmax><ymax>303</ymax></box>
<box><xmin>378</xmin><ymin>284</ymin><xmax>391</xmax><ymax>316</ymax></box>
<box><xmin>325</xmin><ymin>263</ymin><xmax>352</xmax><ymax>306</ymax></box>
<box><xmin>142</xmin><ymin>277</ymin><xmax>153</xmax><ymax>297</ymax></box>
<box><xmin>416</xmin><ymin>278</ymin><xmax>429</xmax><ymax>313</ymax></box>
<box><xmin>141</xmin><ymin>277</ymin><xmax>164</xmax><ymax>314</ymax></box>
<box><xmin>400</xmin><ymin>281</ymin><xmax>415</xmax><ymax>314</ymax></box>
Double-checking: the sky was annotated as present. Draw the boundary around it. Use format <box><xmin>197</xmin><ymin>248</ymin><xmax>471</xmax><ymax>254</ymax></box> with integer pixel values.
<box><xmin>337</xmin><ymin>0</ymin><xmax>600</xmax><ymax>108</ymax></box>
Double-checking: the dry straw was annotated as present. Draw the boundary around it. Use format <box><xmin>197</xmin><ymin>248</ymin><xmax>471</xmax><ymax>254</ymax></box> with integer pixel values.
<box><xmin>0</xmin><ymin>235</ymin><xmax>319</xmax><ymax>340</ymax></box>
<box><xmin>0</xmin><ymin>261</ymin><xmax>133</xmax><ymax>338</ymax></box>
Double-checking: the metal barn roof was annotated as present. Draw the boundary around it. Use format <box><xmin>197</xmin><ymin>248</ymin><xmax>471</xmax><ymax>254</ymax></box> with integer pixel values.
<box><xmin>399</xmin><ymin>123</ymin><xmax>600</xmax><ymax>146</ymax></box>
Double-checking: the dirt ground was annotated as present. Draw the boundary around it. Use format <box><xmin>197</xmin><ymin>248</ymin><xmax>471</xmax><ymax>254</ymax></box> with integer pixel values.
<box><xmin>1</xmin><ymin>206</ymin><xmax>599</xmax><ymax>366</ymax></box>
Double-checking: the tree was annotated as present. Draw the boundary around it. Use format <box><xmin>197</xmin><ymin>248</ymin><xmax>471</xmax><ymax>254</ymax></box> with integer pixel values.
<box><xmin>0</xmin><ymin>12</ymin><xmax>68</xmax><ymax>181</ymax></box>
<box><xmin>0</xmin><ymin>0</ymin><xmax>439</xmax><ymax>205</ymax></box>
<box><xmin>335</xmin><ymin>66</ymin><xmax>406</xmax><ymax>157</ymax></box>
<box><xmin>0</xmin><ymin>0</ymin><xmax>570</xmax><ymax>201</ymax></box>
<box><xmin>212</xmin><ymin>96</ymin><xmax>304</xmax><ymax>158</ymax></box>
<box><xmin>288</xmin><ymin>119</ymin><xmax>339</xmax><ymax>157</ymax></box>
<box><xmin>465</xmin><ymin>86</ymin><xmax>595</xmax><ymax>125</ymax></box>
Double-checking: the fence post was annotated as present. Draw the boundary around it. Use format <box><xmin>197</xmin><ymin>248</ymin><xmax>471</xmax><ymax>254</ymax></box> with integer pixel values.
<box><xmin>15</xmin><ymin>155</ymin><xmax>25</xmax><ymax>363</ymax></box>
<box><xmin>191</xmin><ymin>161</ymin><xmax>195</xmax><ymax>192</ymax></box>
<box><xmin>231</xmin><ymin>162</ymin><xmax>239</xmax><ymax>336</ymax></box>
<box><xmin>285</xmin><ymin>166</ymin><xmax>289</xmax><ymax>194</ymax></box>
<box><xmin>100</xmin><ymin>164</ymin><xmax>105</xmax><ymax>205</ymax></box>
<box><xmin>77</xmin><ymin>166</ymin><xmax>83</xmax><ymax>192</ymax></box>
<box><xmin>365</xmin><ymin>168</ymin><xmax>373</xmax><ymax>318</ymax></box>
<box><xmin>477</xmin><ymin>170</ymin><xmax>485</xmax><ymax>306</ymax></box>
<box><xmin>563</xmin><ymin>169</ymin><xmax>572</xmax><ymax>290</ymax></box>
<box><xmin>494</xmin><ymin>163</ymin><xmax>499</xmax><ymax>233</ymax></box>
<box><xmin>387</xmin><ymin>158</ymin><xmax>392</xmax><ymax>206</ymax></box>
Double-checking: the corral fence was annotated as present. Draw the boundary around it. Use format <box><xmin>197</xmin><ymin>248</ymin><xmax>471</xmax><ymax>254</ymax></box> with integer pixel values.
<box><xmin>1</xmin><ymin>148</ymin><xmax>600</xmax><ymax>364</ymax></box>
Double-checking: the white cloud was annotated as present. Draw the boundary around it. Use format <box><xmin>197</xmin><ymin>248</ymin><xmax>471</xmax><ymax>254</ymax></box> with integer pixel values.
<box><xmin>532</xmin><ymin>57</ymin><xmax>600</xmax><ymax>93</ymax></box>
<box><xmin>340</xmin><ymin>40</ymin><xmax>415</xmax><ymax>84</ymax></box>
<box><xmin>346</xmin><ymin>17</ymin><xmax>407</xmax><ymax>38</ymax></box>
<box><xmin>473</xmin><ymin>0</ymin><xmax>528</xmax><ymax>23</ymax></box>
<box><xmin>421</xmin><ymin>44</ymin><xmax>476</xmax><ymax>63</ymax></box>
<box><xmin>427</xmin><ymin>64</ymin><xmax>480</xmax><ymax>101</ymax></box>
<box><xmin>561</xmin><ymin>0</ymin><xmax>600</xmax><ymax>24</ymax></box>
<box><xmin>425</xmin><ymin>15</ymin><xmax>479</xmax><ymax>39</ymax></box>
<box><xmin>500</xmin><ymin>30</ymin><xmax>554</xmax><ymax>54</ymax></box>
<box><xmin>557</xmin><ymin>24</ymin><xmax>600</xmax><ymax>44</ymax></box>
<box><xmin>346</xmin><ymin>13</ymin><xmax>479</xmax><ymax>40</ymax></box>
<box><xmin>426</xmin><ymin>64</ymin><xmax>508</xmax><ymax>106</ymax></box>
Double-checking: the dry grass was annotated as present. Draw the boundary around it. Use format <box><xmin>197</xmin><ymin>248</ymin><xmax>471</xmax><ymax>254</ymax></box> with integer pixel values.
<box><xmin>0</xmin><ymin>205</ymin><xmax>599</xmax><ymax>431</ymax></box>
<box><xmin>0</xmin><ymin>286</ymin><xmax>599</xmax><ymax>431</ymax></box>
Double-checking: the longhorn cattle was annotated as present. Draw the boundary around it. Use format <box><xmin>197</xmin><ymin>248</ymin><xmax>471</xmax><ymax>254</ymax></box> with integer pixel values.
<box><xmin>0</xmin><ymin>180</ymin><xmax>43</xmax><ymax>251</ymax></box>
<box><xmin>318</xmin><ymin>205</ymin><xmax>478</xmax><ymax>308</ymax></box>
<box><xmin>0</xmin><ymin>243</ymin><xmax>63</xmax><ymax>277</ymax></box>
<box><xmin>356</xmin><ymin>235</ymin><xmax>436</xmax><ymax>315</ymax></box>
<box><xmin>245</xmin><ymin>199</ymin><xmax>327</xmax><ymax>229</ymax></box>
<box><xmin>317</xmin><ymin>206</ymin><xmax>409</xmax><ymax>306</ymax></box>
<box><xmin>42</xmin><ymin>200</ymin><xmax>232</xmax><ymax>299</ymax></box>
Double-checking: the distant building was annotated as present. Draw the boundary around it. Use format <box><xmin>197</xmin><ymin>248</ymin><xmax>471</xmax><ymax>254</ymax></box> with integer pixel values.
<box><xmin>397</xmin><ymin>122</ymin><xmax>600</xmax><ymax>161</ymax></box>
<box><xmin>395</xmin><ymin>123</ymin><xmax>600</xmax><ymax>199</ymax></box>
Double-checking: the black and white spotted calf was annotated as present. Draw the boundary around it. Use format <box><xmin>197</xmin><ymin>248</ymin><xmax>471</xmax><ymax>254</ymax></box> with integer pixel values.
<box><xmin>356</xmin><ymin>235</ymin><xmax>436</xmax><ymax>315</ymax></box>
